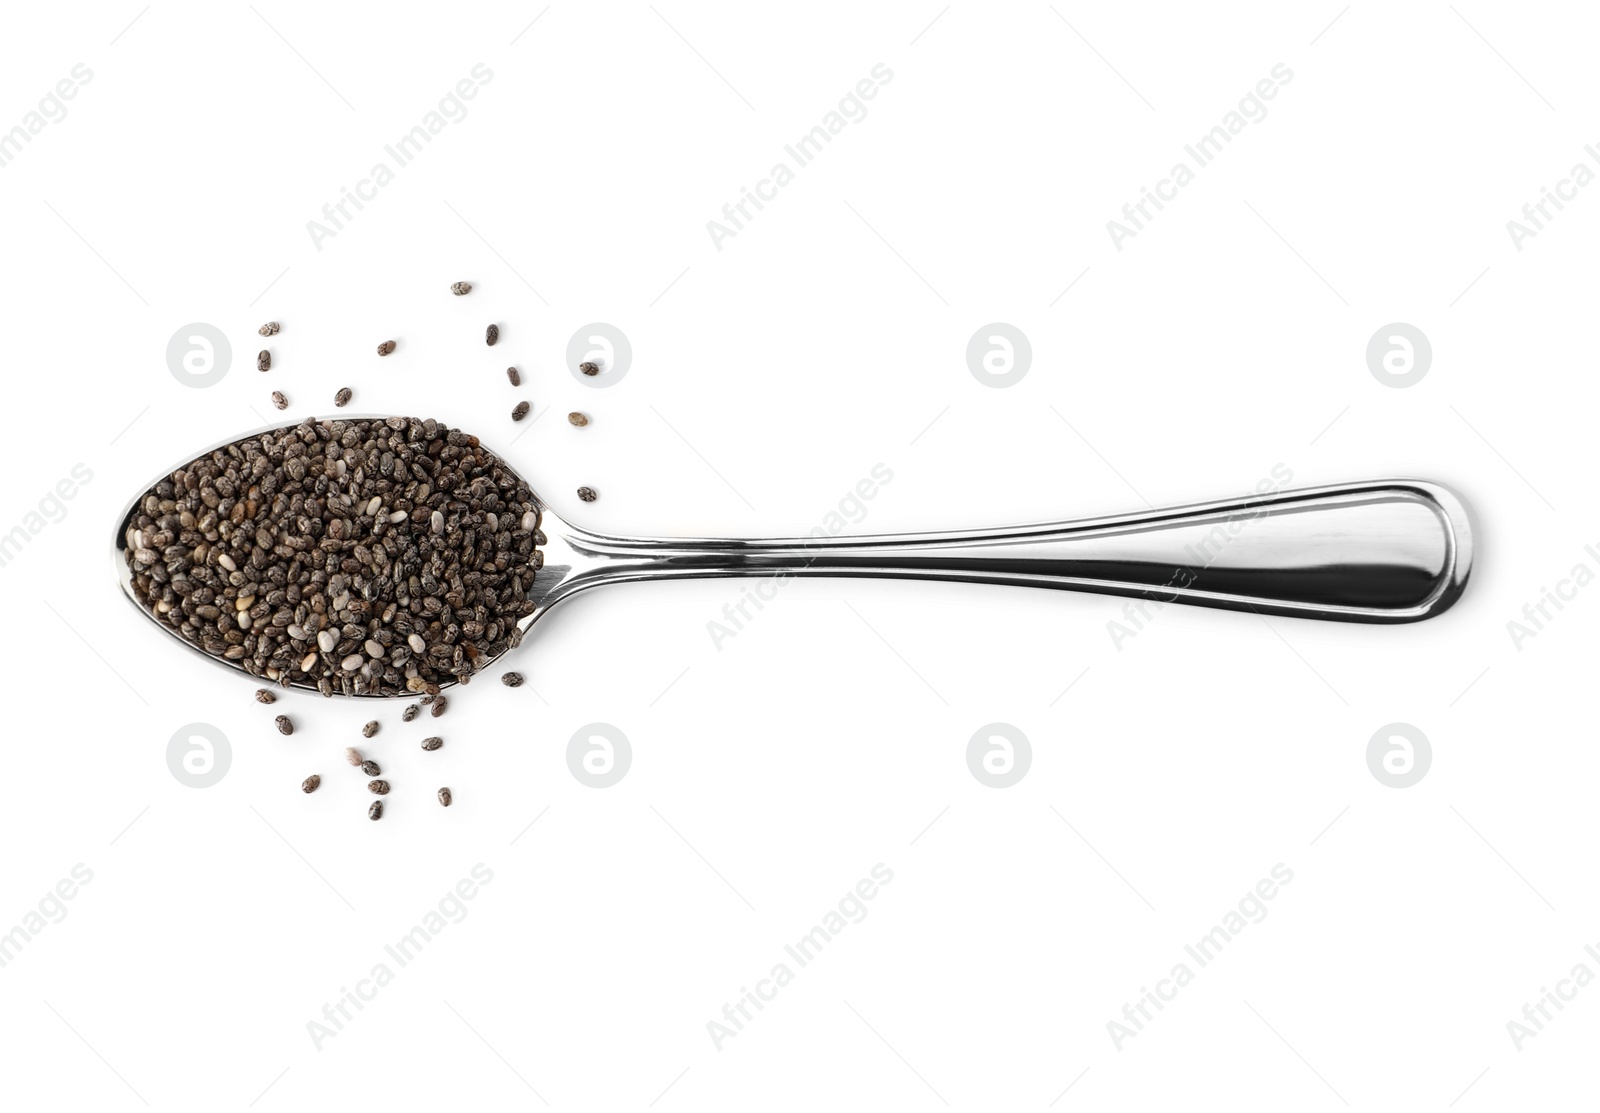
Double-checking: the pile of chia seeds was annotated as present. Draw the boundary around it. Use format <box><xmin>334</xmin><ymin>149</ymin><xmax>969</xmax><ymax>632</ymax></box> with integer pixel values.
<box><xmin>122</xmin><ymin>415</ymin><xmax>542</xmax><ymax>697</ymax></box>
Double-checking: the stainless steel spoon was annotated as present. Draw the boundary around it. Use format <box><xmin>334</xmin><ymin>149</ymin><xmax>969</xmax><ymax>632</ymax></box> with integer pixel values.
<box><xmin>117</xmin><ymin>420</ymin><xmax>1472</xmax><ymax>695</ymax></box>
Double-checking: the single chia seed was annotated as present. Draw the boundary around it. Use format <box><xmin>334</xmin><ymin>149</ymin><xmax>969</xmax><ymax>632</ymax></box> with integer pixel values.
<box><xmin>577</xmin><ymin>487</ymin><xmax>598</xmax><ymax>502</ymax></box>
<box><xmin>258</xmin><ymin>350</ymin><xmax>272</xmax><ymax>372</ymax></box>
<box><xmin>451</xmin><ymin>281</ymin><xmax>471</xmax><ymax>295</ymax></box>
<box><xmin>421</xmin><ymin>736</ymin><xmax>442</xmax><ymax>751</ymax></box>
<box><xmin>368</xmin><ymin>779</ymin><xmax>389</xmax><ymax>795</ymax></box>
<box><xmin>255</xmin><ymin>688</ymin><xmax>277</xmax><ymax>704</ymax></box>
<box><xmin>438</xmin><ymin>787</ymin><xmax>452</xmax><ymax>807</ymax></box>
<box><xmin>431</xmin><ymin>696</ymin><xmax>447</xmax><ymax>718</ymax></box>
<box><xmin>369</xmin><ymin>800</ymin><xmax>383</xmax><ymax>820</ymax></box>
<box><xmin>512</xmin><ymin>402</ymin><xmax>530</xmax><ymax>421</ymax></box>
<box><xmin>402</xmin><ymin>704</ymin><xmax>419</xmax><ymax>722</ymax></box>
<box><xmin>579</xmin><ymin>361</ymin><xmax>599</xmax><ymax>376</ymax></box>
<box><xmin>362</xmin><ymin>720</ymin><xmax>379</xmax><ymax>738</ymax></box>
<box><xmin>271</xmin><ymin>390</ymin><xmax>288</xmax><ymax>411</ymax></box>
<box><xmin>506</xmin><ymin>366</ymin><xmax>520</xmax><ymax>386</ymax></box>
<box><xmin>302</xmin><ymin>774</ymin><xmax>320</xmax><ymax>793</ymax></box>
<box><xmin>361</xmin><ymin>760</ymin><xmax>381</xmax><ymax>776</ymax></box>
<box><xmin>275</xmin><ymin>715</ymin><xmax>294</xmax><ymax>735</ymax></box>
<box><xmin>345</xmin><ymin>747</ymin><xmax>364</xmax><ymax>766</ymax></box>
<box><xmin>485</xmin><ymin>324</ymin><xmax>499</xmax><ymax>346</ymax></box>
<box><xmin>502</xmin><ymin>672</ymin><xmax>523</xmax><ymax>687</ymax></box>
<box><xmin>377</xmin><ymin>340</ymin><xmax>396</xmax><ymax>356</ymax></box>
<box><xmin>568</xmin><ymin>412</ymin><xmax>588</xmax><ymax>427</ymax></box>
<box><xmin>334</xmin><ymin>387</ymin><xmax>352</xmax><ymax>408</ymax></box>
<box><xmin>259</xmin><ymin>322</ymin><xmax>280</xmax><ymax>336</ymax></box>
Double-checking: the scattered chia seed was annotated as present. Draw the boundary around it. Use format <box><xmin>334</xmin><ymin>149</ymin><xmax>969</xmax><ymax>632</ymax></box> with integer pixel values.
<box><xmin>344</xmin><ymin>748</ymin><xmax>364</xmax><ymax>766</ymax></box>
<box><xmin>502</xmin><ymin>672</ymin><xmax>523</xmax><ymax>687</ymax></box>
<box><xmin>120</xmin><ymin>416</ymin><xmax>545</xmax><ymax>696</ymax></box>
<box><xmin>271</xmin><ymin>391</ymin><xmax>288</xmax><ymax>411</ymax></box>
<box><xmin>506</xmin><ymin>367</ymin><xmax>520</xmax><ymax>386</ymax></box>
<box><xmin>369</xmin><ymin>800</ymin><xmax>383</xmax><ymax>820</ymax></box>
<box><xmin>255</xmin><ymin>688</ymin><xmax>277</xmax><ymax>704</ymax></box>
<box><xmin>568</xmin><ymin>412</ymin><xmax>588</xmax><ymax>427</ymax></box>
<box><xmin>368</xmin><ymin>779</ymin><xmax>389</xmax><ymax>795</ymax></box>
<box><xmin>377</xmin><ymin>340</ymin><xmax>396</xmax><ymax>356</ymax></box>
<box><xmin>451</xmin><ymin>281</ymin><xmax>472</xmax><ymax>295</ymax></box>
<box><xmin>512</xmin><ymin>402</ymin><xmax>530</xmax><ymax>421</ymax></box>
<box><xmin>577</xmin><ymin>486</ymin><xmax>598</xmax><ymax>502</ymax></box>
<box><xmin>362</xmin><ymin>720</ymin><xmax>379</xmax><ymax>738</ymax></box>
<box><xmin>361</xmin><ymin>760</ymin><xmax>381</xmax><ymax>776</ymax></box>
<box><xmin>259</xmin><ymin>322</ymin><xmax>280</xmax><ymax>337</ymax></box>
<box><xmin>579</xmin><ymin>361</ymin><xmax>599</xmax><ymax>376</ymax></box>
<box><xmin>302</xmin><ymin>774</ymin><xmax>320</xmax><ymax>793</ymax></box>
<box><xmin>438</xmin><ymin>787</ymin><xmax>452</xmax><ymax>807</ymax></box>
<box><xmin>421</xmin><ymin>736</ymin><xmax>442</xmax><ymax>751</ymax></box>
<box><xmin>431</xmin><ymin>696</ymin><xmax>448</xmax><ymax>718</ymax></box>
<box><xmin>402</xmin><ymin>704</ymin><xmax>419</xmax><ymax>722</ymax></box>
<box><xmin>275</xmin><ymin>715</ymin><xmax>294</xmax><ymax>735</ymax></box>
<box><xmin>334</xmin><ymin>387</ymin><xmax>352</xmax><ymax>408</ymax></box>
<box><xmin>485</xmin><ymin>324</ymin><xmax>499</xmax><ymax>346</ymax></box>
<box><xmin>258</xmin><ymin>350</ymin><xmax>272</xmax><ymax>372</ymax></box>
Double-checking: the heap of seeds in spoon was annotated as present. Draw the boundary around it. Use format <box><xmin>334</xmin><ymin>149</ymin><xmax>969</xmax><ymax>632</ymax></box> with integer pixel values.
<box><xmin>122</xmin><ymin>415</ymin><xmax>543</xmax><ymax>696</ymax></box>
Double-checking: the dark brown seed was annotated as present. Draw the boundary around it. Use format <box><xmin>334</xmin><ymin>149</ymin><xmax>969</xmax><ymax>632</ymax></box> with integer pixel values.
<box><xmin>485</xmin><ymin>324</ymin><xmax>499</xmax><ymax>346</ymax></box>
<box><xmin>402</xmin><ymin>704</ymin><xmax>419</xmax><ymax>722</ymax></box>
<box><xmin>361</xmin><ymin>760</ymin><xmax>381</xmax><ymax>776</ymax></box>
<box><xmin>419</xmin><ymin>694</ymin><xmax>437</xmax><ymax>706</ymax></box>
<box><xmin>506</xmin><ymin>366</ymin><xmax>520</xmax><ymax>386</ymax></box>
<box><xmin>367</xmin><ymin>779</ymin><xmax>390</xmax><ymax>795</ymax></box>
<box><xmin>577</xmin><ymin>487</ymin><xmax>598</xmax><ymax>502</ymax></box>
<box><xmin>421</xmin><ymin>736</ymin><xmax>442</xmax><ymax>751</ymax></box>
<box><xmin>431</xmin><ymin>696</ymin><xmax>448</xmax><ymax>718</ymax></box>
<box><xmin>368</xmin><ymin>800</ymin><xmax>383</xmax><ymax>820</ymax></box>
<box><xmin>334</xmin><ymin>387</ymin><xmax>352</xmax><ymax>408</ymax></box>
<box><xmin>301</xmin><ymin>774</ymin><xmax>320</xmax><ymax>793</ymax></box>
<box><xmin>567</xmin><ymin>412</ymin><xmax>588</xmax><ymax>427</ymax></box>
<box><xmin>275</xmin><ymin>715</ymin><xmax>294</xmax><ymax>735</ymax></box>
<box><xmin>450</xmin><ymin>281</ymin><xmax>471</xmax><ymax>295</ymax></box>
<box><xmin>502</xmin><ymin>672</ymin><xmax>523</xmax><ymax>687</ymax></box>
<box><xmin>438</xmin><ymin>787</ymin><xmax>452</xmax><ymax>807</ymax></box>
<box><xmin>255</xmin><ymin>688</ymin><xmax>277</xmax><ymax>704</ymax></box>
<box><xmin>259</xmin><ymin>322</ymin><xmax>280</xmax><ymax>337</ymax></box>
<box><xmin>362</xmin><ymin>720</ymin><xmax>379</xmax><ymax>738</ymax></box>
<box><xmin>271</xmin><ymin>390</ymin><xmax>288</xmax><ymax>411</ymax></box>
<box><xmin>257</xmin><ymin>350</ymin><xmax>272</xmax><ymax>372</ymax></box>
<box><xmin>579</xmin><ymin>361</ymin><xmax>599</xmax><ymax>376</ymax></box>
<box><xmin>511</xmin><ymin>401</ymin><xmax>530</xmax><ymax>421</ymax></box>
<box><xmin>377</xmin><ymin>340</ymin><xmax>396</xmax><ymax>356</ymax></box>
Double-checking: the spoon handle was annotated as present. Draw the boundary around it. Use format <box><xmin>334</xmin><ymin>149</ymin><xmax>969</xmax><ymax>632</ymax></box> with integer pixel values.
<box><xmin>559</xmin><ymin>481</ymin><xmax>1472</xmax><ymax>622</ymax></box>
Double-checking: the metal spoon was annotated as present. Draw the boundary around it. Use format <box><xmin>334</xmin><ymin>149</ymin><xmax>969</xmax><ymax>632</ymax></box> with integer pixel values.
<box><xmin>117</xmin><ymin>420</ymin><xmax>1472</xmax><ymax>695</ymax></box>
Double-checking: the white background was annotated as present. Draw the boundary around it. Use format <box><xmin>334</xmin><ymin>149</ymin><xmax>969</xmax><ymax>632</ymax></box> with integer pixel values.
<box><xmin>0</xmin><ymin>2</ymin><xmax>1593</xmax><ymax>1109</ymax></box>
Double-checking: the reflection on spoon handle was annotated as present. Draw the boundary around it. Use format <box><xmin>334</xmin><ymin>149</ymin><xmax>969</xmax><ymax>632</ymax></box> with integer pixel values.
<box><xmin>544</xmin><ymin>481</ymin><xmax>1472</xmax><ymax>623</ymax></box>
